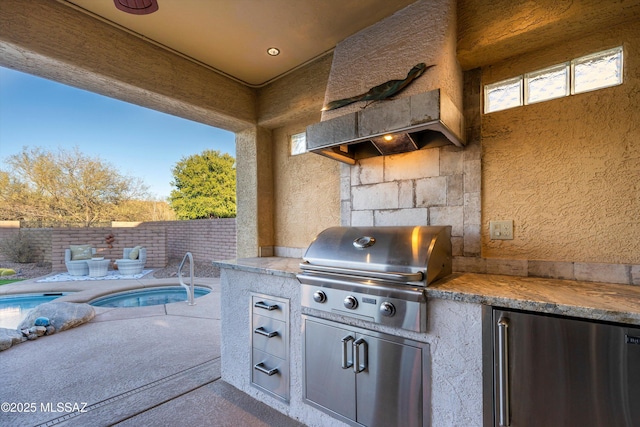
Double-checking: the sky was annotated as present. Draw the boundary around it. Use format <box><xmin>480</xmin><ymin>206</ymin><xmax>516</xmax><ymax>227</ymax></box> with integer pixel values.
<box><xmin>0</xmin><ymin>67</ymin><xmax>235</xmax><ymax>201</ymax></box>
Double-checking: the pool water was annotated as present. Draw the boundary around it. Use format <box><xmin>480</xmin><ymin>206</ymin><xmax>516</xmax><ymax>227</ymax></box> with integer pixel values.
<box><xmin>0</xmin><ymin>293</ymin><xmax>67</xmax><ymax>329</ymax></box>
<box><xmin>90</xmin><ymin>286</ymin><xmax>210</xmax><ymax>308</ymax></box>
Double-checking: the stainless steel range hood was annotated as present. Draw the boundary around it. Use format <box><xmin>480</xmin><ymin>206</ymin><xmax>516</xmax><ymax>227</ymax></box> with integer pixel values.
<box><xmin>305</xmin><ymin>0</ymin><xmax>464</xmax><ymax>165</ymax></box>
<box><xmin>305</xmin><ymin>88</ymin><xmax>465</xmax><ymax>165</ymax></box>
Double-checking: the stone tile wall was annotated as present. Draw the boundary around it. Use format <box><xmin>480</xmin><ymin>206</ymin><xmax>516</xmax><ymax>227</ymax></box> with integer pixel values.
<box><xmin>341</xmin><ymin>69</ymin><xmax>482</xmax><ymax>260</ymax></box>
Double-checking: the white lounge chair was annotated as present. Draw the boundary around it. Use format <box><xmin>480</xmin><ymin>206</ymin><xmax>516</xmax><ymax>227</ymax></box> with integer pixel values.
<box><xmin>64</xmin><ymin>246</ymin><xmax>96</xmax><ymax>276</ymax></box>
<box><xmin>116</xmin><ymin>247</ymin><xmax>147</xmax><ymax>275</ymax></box>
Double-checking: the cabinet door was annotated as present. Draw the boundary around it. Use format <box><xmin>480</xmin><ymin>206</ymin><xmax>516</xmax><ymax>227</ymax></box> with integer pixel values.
<box><xmin>356</xmin><ymin>333</ymin><xmax>424</xmax><ymax>427</ymax></box>
<box><xmin>304</xmin><ymin>318</ymin><xmax>356</xmax><ymax>420</ymax></box>
<box><xmin>494</xmin><ymin>309</ymin><xmax>640</xmax><ymax>427</ymax></box>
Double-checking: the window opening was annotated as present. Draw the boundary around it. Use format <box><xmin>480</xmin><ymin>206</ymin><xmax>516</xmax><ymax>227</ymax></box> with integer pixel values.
<box><xmin>484</xmin><ymin>46</ymin><xmax>623</xmax><ymax>114</ymax></box>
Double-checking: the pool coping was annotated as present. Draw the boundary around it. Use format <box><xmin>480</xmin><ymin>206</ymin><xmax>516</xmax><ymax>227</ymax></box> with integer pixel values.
<box><xmin>0</xmin><ymin>274</ymin><xmax>220</xmax><ymax>318</ymax></box>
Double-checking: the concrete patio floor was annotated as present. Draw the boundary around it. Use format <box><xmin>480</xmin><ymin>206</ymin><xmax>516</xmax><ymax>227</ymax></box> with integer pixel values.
<box><xmin>0</xmin><ymin>274</ymin><xmax>305</xmax><ymax>427</ymax></box>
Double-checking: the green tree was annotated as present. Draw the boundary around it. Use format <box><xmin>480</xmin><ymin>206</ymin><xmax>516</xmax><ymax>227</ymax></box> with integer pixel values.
<box><xmin>0</xmin><ymin>146</ymin><xmax>150</xmax><ymax>226</ymax></box>
<box><xmin>169</xmin><ymin>150</ymin><xmax>236</xmax><ymax>219</ymax></box>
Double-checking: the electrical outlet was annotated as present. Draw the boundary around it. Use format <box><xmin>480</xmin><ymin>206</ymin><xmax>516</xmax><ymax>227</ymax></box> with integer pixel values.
<box><xmin>490</xmin><ymin>220</ymin><xmax>513</xmax><ymax>240</ymax></box>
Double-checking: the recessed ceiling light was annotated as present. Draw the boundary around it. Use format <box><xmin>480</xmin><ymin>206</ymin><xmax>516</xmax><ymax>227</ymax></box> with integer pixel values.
<box><xmin>267</xmin><ymin>47</ymin><xmax>280</xmax><ymax>56</ymax></box>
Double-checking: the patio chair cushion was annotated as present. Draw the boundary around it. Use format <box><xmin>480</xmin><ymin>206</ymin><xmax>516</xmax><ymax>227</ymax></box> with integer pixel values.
<box><xmin>129</xmin><ymin>245</ymin><xmax>143</xmax><ymax>260</ymax></box>
<box><xmin>69</xmin><ymin>244</ymin><xmax>92</xmax><ymax>260</ymax></box>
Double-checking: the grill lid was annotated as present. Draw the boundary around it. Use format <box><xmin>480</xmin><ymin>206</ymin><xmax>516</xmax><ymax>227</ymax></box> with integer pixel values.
<box><xmin>300</xmin><ymin>226</ymin><xmax>452</xmax><ymax>286</ymax></box>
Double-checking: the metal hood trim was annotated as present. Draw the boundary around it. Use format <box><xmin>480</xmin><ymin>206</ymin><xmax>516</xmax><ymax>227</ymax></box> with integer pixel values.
<box><xmin>305</xmin><ymin>88</ymin><xmax>465</xmax><ymax>164</ymax></box>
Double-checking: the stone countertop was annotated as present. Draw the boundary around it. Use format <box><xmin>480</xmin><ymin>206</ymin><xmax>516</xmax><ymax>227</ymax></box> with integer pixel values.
<box><xmin>213</xmin><ymin>257</ymin><xmax>640</xmax><ymax>326</ymax></box>
<box><xmin>428</xmin><ymin>273</ymin><xmax>640</xmax><ymax>326</ymax></box>
<box><xmin>212</xmin><ymin>257</ymin><xmax>301</xmax><ymax>278</ymax></box>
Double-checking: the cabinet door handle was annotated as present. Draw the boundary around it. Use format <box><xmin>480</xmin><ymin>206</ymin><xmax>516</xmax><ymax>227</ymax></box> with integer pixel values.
<box><xmin>353</xmin><ymin>337</ymin><xmax>368</xmax><ymax>374</ymax></box>
<box><xmin>254</xmin><ymin>301</ymin><xmax>278</xmax><ymax>311</ymax></box>
<box><xmin>497</xmin><ymin>317</ymin><xmax>510</xmax><ymax>426</ymax></box>
<box><xmin>254</xmin><ymin>362</ymin><xmax>279</xmax><ymax>376</ymax></box>
<box><xmin>341</xmin><ymin>335</ymin><xmax>354</xmax><ymax>369</ymax></box>
<box><xmin>254</xmin><ymin>326</ymin><xmax>278</xmax><ymax>338</ymax></box>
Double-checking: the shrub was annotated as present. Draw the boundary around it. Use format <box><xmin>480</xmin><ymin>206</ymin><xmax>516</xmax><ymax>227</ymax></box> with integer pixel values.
<box><xmin>0</xmin><ymin>233</ymin><xmax>35</xmax><ymax>263</ymax></box>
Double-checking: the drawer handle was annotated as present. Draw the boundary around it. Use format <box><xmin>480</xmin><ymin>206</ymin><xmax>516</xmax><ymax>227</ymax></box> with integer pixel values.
<box><xmin>254</xmin><ymin>301</ymin><xmax>279</xmax><ymax>311</ymax></box>
<box><xmin>254</xmin><ymin>326</ymin><xmax>278</xmax><ymax>338</ymax></box>
<box><xmin>254</xmin><ymin>362</ymin><xmax>279</xmax><ymax>376</ymax></box>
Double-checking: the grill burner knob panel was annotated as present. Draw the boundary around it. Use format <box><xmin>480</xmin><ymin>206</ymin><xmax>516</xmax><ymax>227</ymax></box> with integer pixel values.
<box><xmin>344</xmin><ymin>295</ymin><xmax>358</xmax><ymax>310</ymax></box>
<box><xmin>379</xmin><ymin>301</ymin><xmax>396</xmax><ymax>317</ymax></box>
<box><xmin>313</xmin><ymin>290</ymin><xmax>327</xmax><ymax>303</ymax></box>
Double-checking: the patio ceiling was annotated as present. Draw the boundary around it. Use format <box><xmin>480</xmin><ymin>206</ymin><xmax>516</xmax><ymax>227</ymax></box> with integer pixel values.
<box><xmin>61</xmin><ymin>0</ymin><xmax>416</xmax><ymax>87</ymax></box>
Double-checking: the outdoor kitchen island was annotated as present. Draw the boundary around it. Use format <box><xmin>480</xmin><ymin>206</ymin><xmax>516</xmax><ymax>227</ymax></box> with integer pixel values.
<box><xmin>213</xmin><ymin>257</ymin><xmax>640</xmax><ymax>427</ymax></box>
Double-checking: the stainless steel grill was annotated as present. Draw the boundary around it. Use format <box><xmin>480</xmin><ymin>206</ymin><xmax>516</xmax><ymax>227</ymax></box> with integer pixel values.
<box><xmin>298</xmin><ymin>226</ymin><xmax>452</xmax><ymax>332</ymax></box>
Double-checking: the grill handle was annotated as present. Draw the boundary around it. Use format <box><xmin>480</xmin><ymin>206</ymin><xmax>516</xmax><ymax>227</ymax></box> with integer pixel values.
<box><xmin>299</xmin><ymin>263</ymin><xmax>423</xmax><ymax>283</ymax></box>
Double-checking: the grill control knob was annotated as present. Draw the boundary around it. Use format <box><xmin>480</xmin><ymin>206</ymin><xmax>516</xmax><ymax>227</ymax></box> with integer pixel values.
<box><xmin>313</xmin><ymin>290</ymin><xmax>327</xmax><ymax>303</ymax></box>
<box><xmin>379</xmin><ymin>301</ymin><xmax>396</xmax><ymax>317</ymax></box>
<box><xmin>343</xmin><ymin>295</ymin><xmax>358</xmax><ymax>310</ymax></box>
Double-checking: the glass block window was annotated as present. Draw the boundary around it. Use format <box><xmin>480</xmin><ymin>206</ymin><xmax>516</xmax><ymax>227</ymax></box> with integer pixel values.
<box><xmin>572</xmin><ymin>46</ymin><xmax>623</xmax><ymax>94</ymax></box>
<box><xmin>484</xmin><ymin>76</ymin><xmax>523</xmax><ymax>113</ymax></box>
<box><xmin>484</xmin><ymin>46</ymin><xmax>623</xmax><ymax>114</ymax></box>
<box><xmin>525</xmin><ymin>63</ymin><xmax>570</xmax><ymax>104</ymax></box>
<box><xmin>290</xmin><ymin>132</ymin><xmax>306</xmax><ymax>156</ymax></box>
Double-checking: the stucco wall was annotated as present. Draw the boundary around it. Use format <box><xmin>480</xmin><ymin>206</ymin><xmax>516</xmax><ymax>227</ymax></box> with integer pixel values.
<box><xmin>259</xmin><ymin>50</ymin><xmax>340</xmax><ymax>255</ymax></box>
<box><xmin>482</xmin><ymin>20</ymin><xmax>640</xmax><ymax>264</ymax></box>
<box><xmin>272</xmin><ymin>118</ymin><xmax>341</xmax><ymax>254</ymax></box>
<box><xmin>321</xmin><ymin>0</ymin><xmax>462</xmax><ymax>123</ymax></box>
<box><xmin>457</xmin><ymin>0</ymin><xmax>640</xmax><ymax>70</ymax></box>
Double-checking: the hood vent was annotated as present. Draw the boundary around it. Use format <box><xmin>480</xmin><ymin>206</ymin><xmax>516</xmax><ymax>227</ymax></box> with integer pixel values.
<box><xmin>304</xmin><ymin>0</ymin><xmax>464</xmax><ymax>165</ymax></box>
<box><xmin>306</xmin><ymin>88</ymin><xmax>464</xmax><ymax>165</ymax></box>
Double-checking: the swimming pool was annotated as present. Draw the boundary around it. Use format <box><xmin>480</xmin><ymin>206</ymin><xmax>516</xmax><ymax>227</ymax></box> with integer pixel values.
<box><xmin>90</xmin><ymin>286</ymin><xmax>211</xmax><ymax>308</ymax></box>
<box><xmin>0</xmin><ymin>293</ymin><xmax>68</xmax><ymax>329</ymax></box>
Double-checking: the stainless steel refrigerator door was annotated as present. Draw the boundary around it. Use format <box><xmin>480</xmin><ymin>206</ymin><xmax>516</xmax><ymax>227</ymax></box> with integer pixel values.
<box><xmin>493</xmin><ymin>309</ymin><xmax>640</xmax><ymax>427</ymax></box>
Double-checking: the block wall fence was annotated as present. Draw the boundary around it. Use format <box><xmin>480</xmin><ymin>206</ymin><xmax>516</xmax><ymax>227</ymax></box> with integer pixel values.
<box><xmin>0</xmin><ymin>219</ymin><xmax>237</xmax><ymax>272</ymax></box>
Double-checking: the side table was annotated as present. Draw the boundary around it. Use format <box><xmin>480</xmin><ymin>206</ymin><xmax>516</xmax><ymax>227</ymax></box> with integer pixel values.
<box><xmin>87</xmin><ymin>258</ymin><xmax>110</xmax><ymax>277</ymax></box>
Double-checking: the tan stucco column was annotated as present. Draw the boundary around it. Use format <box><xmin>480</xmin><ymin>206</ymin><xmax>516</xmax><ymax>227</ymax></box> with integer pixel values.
<box><xmin>235</xmin><ymin>126</ymin><xmax>274</xmax><ymax>258</ymax></box>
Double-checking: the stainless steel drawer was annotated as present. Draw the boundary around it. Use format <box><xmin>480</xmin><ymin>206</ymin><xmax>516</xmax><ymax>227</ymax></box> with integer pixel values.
<box><xmin>252</xmin><ymin>348</ymin><xmax>289</xmax><ymax>400</ymax></box>
<box><xmin>252</xmin><ymin>313</ymin><xmax>286</xmax><ymax>359</ymax></box>
<box><xmin>252</xmin><ymin>295</ymin><xmax>287</xmax><ymax>322</ymax></box>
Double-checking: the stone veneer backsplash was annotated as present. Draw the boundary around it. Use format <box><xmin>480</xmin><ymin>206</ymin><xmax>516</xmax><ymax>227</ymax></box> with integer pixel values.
<box><xmin>340</xmin><ymin>145</ymin><xmax>477</xmax><ymax>248</ymax></box>
<box><xmin>340</xmin><ymin>69</ymin><xmax>482</xmax><ymax>258</ymax></box>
